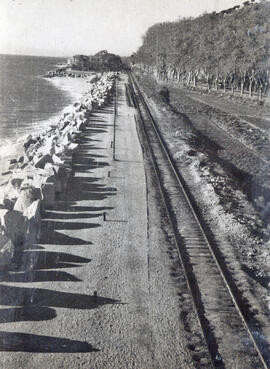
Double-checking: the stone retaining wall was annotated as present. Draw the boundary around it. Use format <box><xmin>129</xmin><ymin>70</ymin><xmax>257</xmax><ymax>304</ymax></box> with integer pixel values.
<box><xmin>0</xmin><ymin>72</ymin><xmax>118</xmax><ymax>268</ymax></box>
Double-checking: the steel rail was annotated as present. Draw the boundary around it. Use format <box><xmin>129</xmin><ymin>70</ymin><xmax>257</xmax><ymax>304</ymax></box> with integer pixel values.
<box><xmin>129</xmin><ymin>71</ymin><xmax>269</xmax><ymax>369</ymax></box>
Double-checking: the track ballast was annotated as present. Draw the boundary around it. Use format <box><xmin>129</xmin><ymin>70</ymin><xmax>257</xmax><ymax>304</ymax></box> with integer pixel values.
<box><xmin>128</xmin><ymin>72</ymin><xmax>270</xmax><ymax>369</ymax></box>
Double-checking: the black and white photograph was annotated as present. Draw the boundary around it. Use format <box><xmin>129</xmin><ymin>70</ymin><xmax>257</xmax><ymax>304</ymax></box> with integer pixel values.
<box><xmin>0</xmin><ymin>0</ymin><xmax>269</xmax><ymax>368</ymax></box>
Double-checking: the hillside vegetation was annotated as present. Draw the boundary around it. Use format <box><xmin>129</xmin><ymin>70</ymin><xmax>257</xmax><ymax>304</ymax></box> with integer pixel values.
<box><xmin>134</xmin><ymin>2</ymin><xmax>270</xmax><ymax>99</ymax></box>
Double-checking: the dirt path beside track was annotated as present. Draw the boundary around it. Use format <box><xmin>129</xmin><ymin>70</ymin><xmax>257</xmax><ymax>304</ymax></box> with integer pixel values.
<box><xmin>0</xmin><ymin>74</ymin><xmax>200</xmax><ymax>369</ymax></box>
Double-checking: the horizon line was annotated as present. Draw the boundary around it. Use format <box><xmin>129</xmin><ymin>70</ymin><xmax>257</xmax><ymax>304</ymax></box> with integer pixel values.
<box><xmin>0</xmin><ymin>51</ymin><xmax>130</xmax><ymax>59</ymax></box>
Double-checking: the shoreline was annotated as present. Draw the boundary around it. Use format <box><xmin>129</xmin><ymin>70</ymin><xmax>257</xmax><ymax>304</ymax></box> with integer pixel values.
<box><xmin>0</xmin><ymin>75</ymin><xmax>95</xmax><ymax>183</ymax></box>
<box><xmin>46</xmin><ymin>74</ymin><xmax>96</xmax><ymax>101</ymax></box>
<box><xmin>0</xmin><ymin>72</ymin><xmax>117</xmax><ymax>267</ymax></box>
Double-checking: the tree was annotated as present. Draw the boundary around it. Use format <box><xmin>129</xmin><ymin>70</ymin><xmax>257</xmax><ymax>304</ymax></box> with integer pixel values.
<box><xmin>133</xmin><ymin>1</ymin><xmax>270</xmax><ymax>98</ymax></box>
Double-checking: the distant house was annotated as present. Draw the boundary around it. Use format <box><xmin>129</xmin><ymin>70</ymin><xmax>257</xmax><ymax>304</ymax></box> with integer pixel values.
<box><xmin>68</xmin><ymin>50</ymin><xmax>122</xmax><ymax>71</ymax></box>
<box><xmin>97</xmin><ymin>51</ymin><xmax>122</xmax><ymax>70</ymax></box>
<box><xmin>69</xmin><ymin>55</ymin><xmax>91</xmax><ymax>70</ymax></box>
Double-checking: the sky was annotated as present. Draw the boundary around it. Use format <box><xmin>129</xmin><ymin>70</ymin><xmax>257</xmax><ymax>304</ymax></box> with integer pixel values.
<box><xmin>0</xmin><ymin>0</ymin><xmax>246</xmax><ymax>57</ymax></box>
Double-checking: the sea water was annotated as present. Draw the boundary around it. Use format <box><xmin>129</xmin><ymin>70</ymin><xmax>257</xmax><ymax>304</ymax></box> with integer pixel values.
<box><xmin>0</xmin><ymin>54</ymin><xmax>71</xmax><ymax>164</ymax></box>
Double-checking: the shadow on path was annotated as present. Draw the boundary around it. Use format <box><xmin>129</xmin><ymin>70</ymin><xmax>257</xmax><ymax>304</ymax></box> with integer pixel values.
<box><xmin>0</xmin><ymin>270</ymin><xmax>82</xmax><ymax>283</ymax></box>
<box><xmin>0</xmin><ymin>98</ymin><xmax>120</xmax><ymax>354</ymax></box>
<box><xmin>0</xmin><ymin>284</ymin><xmax>120</xmax><ymax>309</ymax></box>
<box><xmin>0</xmin><ymin>331</ymin><xmax>99</xmax><ymax>353</ymax></box>
<box><xmin>0</xmin><ymin>307</ymin><xmax>57</xmax><ymax>323</ymax></box>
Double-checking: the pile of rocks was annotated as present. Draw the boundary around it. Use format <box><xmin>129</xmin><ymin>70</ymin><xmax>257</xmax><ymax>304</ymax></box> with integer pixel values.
<box><xmin>45</xmin><ymin>69</ymin><xmax>90</xmax><ymax>78</ymax></box>
<box><xmin>0</xmin><ymin>72</ymin><xmax>117</xmax><ymax>268</ymax></box>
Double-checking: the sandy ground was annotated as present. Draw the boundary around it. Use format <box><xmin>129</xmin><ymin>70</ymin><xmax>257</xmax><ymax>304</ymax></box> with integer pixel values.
<box><xmin>0</xmin><ymin>74</ymin><xmax>197</xmax><ymax>369</ymax></box>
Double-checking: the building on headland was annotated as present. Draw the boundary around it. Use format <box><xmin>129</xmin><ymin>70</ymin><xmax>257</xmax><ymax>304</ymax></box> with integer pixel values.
<box><xmin>68</xmin><ymin>50</ymin><xmax>122</xmax><ymax>71</ymax></box>
<box><xmin>68</xmin><ymin>55</ymin><xmax>91</xmax><ymax>70</ymax></box>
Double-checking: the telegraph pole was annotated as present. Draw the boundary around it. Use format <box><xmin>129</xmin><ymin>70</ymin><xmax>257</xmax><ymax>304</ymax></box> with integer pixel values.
<box><xmin>113</xmin><ymin>79</ymin><xmax>117</xmax><ymax>160</ymax></box>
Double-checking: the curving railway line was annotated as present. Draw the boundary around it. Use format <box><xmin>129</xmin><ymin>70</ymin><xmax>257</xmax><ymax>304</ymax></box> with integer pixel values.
<box><xmin>128</xmin><ymin>72</ymin><xmax>270</xmax><ymax>369</ymax></box>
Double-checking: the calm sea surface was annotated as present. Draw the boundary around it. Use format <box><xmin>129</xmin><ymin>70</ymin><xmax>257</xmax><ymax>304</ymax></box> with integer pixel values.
<box><xmin>0</xmin><ymin>54</ymin><xmax>71</xmax><ymax>159</ymax></box>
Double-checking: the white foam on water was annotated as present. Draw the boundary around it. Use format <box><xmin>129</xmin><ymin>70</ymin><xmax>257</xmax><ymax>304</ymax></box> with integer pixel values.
<box><xmin>0</xmin><ymin>75</ymin><xmax>94</xmax><ymax>181</ymax></box>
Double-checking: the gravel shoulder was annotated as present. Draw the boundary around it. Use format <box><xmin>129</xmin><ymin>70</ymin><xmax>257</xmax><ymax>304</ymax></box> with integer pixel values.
<box><xmin>164</xmin><ymin>79</ymin><xmax>270</xmax><ymax>128</ymax></box>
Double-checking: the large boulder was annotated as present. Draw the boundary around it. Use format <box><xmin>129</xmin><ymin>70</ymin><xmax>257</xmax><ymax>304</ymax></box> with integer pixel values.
<box><xmin>2</xmin><ymin>198</ymin><xmax>16</xmax><ymax>211</ymax></box>
<box><xmin>44</xmin><ymin>162</ymin><xmax>71</xmax><ymax>193</ymax></box>
<box><xmin>73</xmin><ymin>102</ymin><xmax>83</xmax><ymax>112</ymax></box>
<box><xmin>52</xmin><ymin>154</ymin><xmax>64</xmax><ymax>166</ymax></box>
<box><xmin>64</xmin><ymin>142</ymin><xmax>79</xmax><ymax>155</ymax></box>
<box><xmin>0</xmin><ymin>177</ymin><xmax>23</xmax><ymax>206</ymax></box>
<box><xmin>41</xmin><ymin>182</ymin><xmax>55</xmax><ymax>206</ymax></box>
<box><xmin>33</xmin><ymin>154</ymin><xmax>53</xmax><ymax>169</ymax></box>
<box><xmin>20</xmin><ymin>167</ymin><xmax>54</xmax><ymax>191</ymax></box>
<box><xmin>59</xmin><ymin>119</ymin><xmax>70</xmax><ymax>131</ymax></box>
<box><xmin>0</xmin><ymin>209</ymin><xmax>27</xmax><ymax>246</ymax></box>
<box><xmin>36</xmin><ymin>136</ymin><xmax>57</xmax><ymax>157</ymax></box>
<box><xmin>24</xmin><ymin>199</ymin><xmax>41</xmax><ymax>222</ymax></box>
<box><xmin>75</xmin><ymin>119</ymin><xmax>86</xmax><ymax>132</ymax></box>
<box><xmin>0</xmin><ymin>227</ymin><xmax>14</xmax><ymax>267</ymax></box>
<box><xmin>24</xmin><ymin>200</ymin><xmax>41</xmax><ymax>244</ymax></box>
<box><xmin>57</xmin><ymin>131</ymin><xmax>71</xmax><ymax>148</ymax></box>
<box><xmin>53</xmin><ymin>165</ymin><xmax>71</xmax><ymax>193</ymax></box>
<box><xmin>23</xmin><ymin>136</ymin><xmax>37</xmax><ymax>152</ymax></box>
<box><xmin>25</xmin><ymin>140</ymin><xmax>40</xmax><ymax>158</ymax></box>
<box><xmin>13</xmin><ymin>188</ymin><xmax>40</xmax><ymax>213</ymax></box>
<box><xmin>6</xmin><ymin>177</ymin><xmax>23</xmax><ymax>193</ymax></box>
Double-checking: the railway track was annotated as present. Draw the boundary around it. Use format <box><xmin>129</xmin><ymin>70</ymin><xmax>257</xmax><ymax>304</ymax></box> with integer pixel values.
<box><xmin>128</xmin><ymin>72</ymin><xmax>270</xmax><ymax>369</ymax></box>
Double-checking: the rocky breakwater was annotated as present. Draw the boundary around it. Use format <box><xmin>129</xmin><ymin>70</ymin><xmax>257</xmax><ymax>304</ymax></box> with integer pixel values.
<box><xmin>0</xmin><ymin>72</ymin><xmax>117</xmax><ymax>268</ymax></box>
<box><xmin>44</xmin><ymin>69</ymin><xmax>91</xmax><ymax>78</ymax></box>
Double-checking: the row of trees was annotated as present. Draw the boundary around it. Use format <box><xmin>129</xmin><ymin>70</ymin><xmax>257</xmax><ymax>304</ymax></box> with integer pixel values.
<box><xmin>133</xmin><ymin>2</ymin><xmax>270</xmax><ymax>99</ymax></box>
